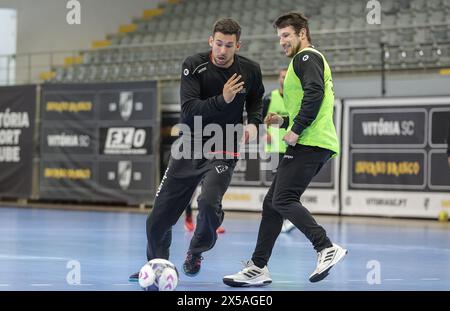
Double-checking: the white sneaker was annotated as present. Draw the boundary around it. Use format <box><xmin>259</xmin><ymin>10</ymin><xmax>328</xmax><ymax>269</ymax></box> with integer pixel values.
<box><xmin>281</xmin><ymin>219</ymin><xmax>296</xmax><ymax>233</ymax></box>
<box><xmin>223</xmin><ymin>260</ymin><xmax>272</xmax><ymax>287</ymax></box>
<box><xmin>309</xmin><ymin>243</ymin><xmax>348</xmax><ymax>283</ymax></box>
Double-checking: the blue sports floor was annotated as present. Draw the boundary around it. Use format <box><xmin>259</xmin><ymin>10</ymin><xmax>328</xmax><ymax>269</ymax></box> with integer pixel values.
<box><xmin>0</xmin><ymin>206</ymin><xmax>449</xmax><ymax>291</ymax></box>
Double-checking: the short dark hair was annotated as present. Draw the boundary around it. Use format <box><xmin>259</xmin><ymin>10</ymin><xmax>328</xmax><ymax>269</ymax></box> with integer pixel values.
<box><xmin>212</xmin><ymin>18</ymin><xmax>242</xmax><ymax>41</ymax></box>
<box><xmin>273</xmin><ymin>12</ymin><xmax>311</xmax><ymax>43</ymax></box>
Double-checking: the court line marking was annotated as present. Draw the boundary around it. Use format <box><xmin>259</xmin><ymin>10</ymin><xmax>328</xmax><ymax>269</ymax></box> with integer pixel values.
<box><xmin>0</xmin><ymin>254</ymin><xmax>69</xmax><ymax>261</ymax></box>
<box><xmin>188</xmin><ymin>282</ymin><xmax>216</xmax><ymax>285</ymax></box>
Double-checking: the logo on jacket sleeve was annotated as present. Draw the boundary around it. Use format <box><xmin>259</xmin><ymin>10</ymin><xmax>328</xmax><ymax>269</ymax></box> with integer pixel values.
<box><xmin>215</xmin><ymin>165</ymin><xmax>229</xmax><ymax>174</ymax></box>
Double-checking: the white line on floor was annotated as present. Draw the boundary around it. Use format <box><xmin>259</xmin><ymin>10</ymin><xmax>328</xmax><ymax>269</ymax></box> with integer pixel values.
<box><xmin>30</xmin><ymin>284</ymin><xmax>53</xmax><ymax>287</ymax></box>
<box><xmin>420</xmin><ymin>278</ymin><xmax>439</xmax><ymax>281</ymax></box>
<box><xmin>0</xmin><ymin>254</ymin><xmax>68</xmax><ymax>261</ymax></box>
<box><xmin>112</xmin><ymin>284</ymin><xmax>134</xmax><ymax>286</ymax></box>
<box><xmin>384</xmin><ymin>279</ymin><xmax>404</xmax><ymax>281</ymax></box>
<box><xmin>189</xmin><ymin>282</ymin><xmax>216</xmax><ymax>285</ymax></box>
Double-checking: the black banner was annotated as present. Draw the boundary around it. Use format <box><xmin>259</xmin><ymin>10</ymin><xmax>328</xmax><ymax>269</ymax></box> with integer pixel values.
<box><xmin>161</xmin><ymin>111</ymin><xmax>181</xmax><ymax>176</ymax></box>
<box><xmin>161</xmin><ymin>112</ymin><xmax>181</xmax><ymax>146</ymax></box>
<box><xmin>429</xmin><ymin>151</ymin><xmax>450</xmax><ymax>189</ymax></box>
<box><xmin>430</xmin><ymin>109</ymin><xmax>450</xmax><ymax>146</ymax></box>
<box><xmin>311</xmin><ymin>160</ymin><xmax>334</xmax><ymax>187</ymax></box>
<box><xmin>42</xmin><ymin>92</ymin><xmax>95</xmax><ymax>121</ymax></box>
<box><xmin>351</xmin><ymin>108</ymin><xmax>426</xmax><ymax>147</ymax></box>
<box><xmin>349</xmin><ymin>104</ymin><xmax>450</xmax><ymax>192</ymax></box>
<box><xmin>39</xmin><ymin>82</ymin><xmax>158</xmax><ymax>204</ymax></box>
<box><xmin>41</xmin><ymin>160</ymin><xmax>94</xmax><ymax>189</ymax></box>
<box><xmin>99</xmin><ymin>91</ymin><xmax>155</xmax><ymax>121</ymax></box>
<box><xmin>0</xmin><ymin>85</ymin><xmax>36</xmax><ymax>198</ymax></box>
<box><xmin>42</xmin><ymin>126</ymin><xmax>95</xmax><ymax>155</ymax></box>
<box><xmin>350</xmin><ymin>151</ymin><xmax>426</xmax><ymax>190</ymax></box>
<box><xmin>98</xmin><ymin>160</ymin><xmax>154</xmax><ymax>192</ymax></box>
<box><xmin>99</xmin><ymin>127</ymin><xmax>152</xmax><ymax>155</ymax></box>
<box><xmin>262</xmin><ymin>154</ymin><xmax>334</xmax><ymax>188</ymax></box>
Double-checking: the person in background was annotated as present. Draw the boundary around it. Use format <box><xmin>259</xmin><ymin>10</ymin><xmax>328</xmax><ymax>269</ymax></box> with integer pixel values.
<box><xmin>262</xmin><ymin>69</ymin><xmax>295</xmax><ymax>234</ymax></box>
<box><xmin>184</xmin><ymin>200</ymin><xmax>225</xmax><ymax>234</ymax></box>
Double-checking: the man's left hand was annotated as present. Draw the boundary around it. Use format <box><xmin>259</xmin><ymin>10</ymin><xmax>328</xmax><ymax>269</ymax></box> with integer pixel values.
<box><xmin>283</xmin><ymin>131</ymin><xmax>299</xmax><ymax>146</ymax></box>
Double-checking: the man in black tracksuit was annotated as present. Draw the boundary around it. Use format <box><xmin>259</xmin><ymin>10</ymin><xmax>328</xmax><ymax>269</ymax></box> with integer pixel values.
<box><xmin>130</xmin><ymin>18</ymin><xmax>264</xmax><ymax>280</ymax></box>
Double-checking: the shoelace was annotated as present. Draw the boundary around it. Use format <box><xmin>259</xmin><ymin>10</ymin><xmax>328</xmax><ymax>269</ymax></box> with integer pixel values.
<box><xmin>238</xmin><ymin>260</ymin><xmax>254</xmax><ymax>274</ymax></box>
<box><xmin>241</xmin><ymin>260</ymin><xmax>254</xmax><ymax>268</ymax></box>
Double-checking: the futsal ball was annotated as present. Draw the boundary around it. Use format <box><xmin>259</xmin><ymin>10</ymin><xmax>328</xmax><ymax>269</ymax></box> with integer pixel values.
<box><xmin>138</xmin><ymin>263</ymin><xmax>156</xmax><ymax>289</ymax></box>
<box><xmin>138</xmin><ymin>259</ymin><xmax>179</xmax><ymax>291</ymax></box>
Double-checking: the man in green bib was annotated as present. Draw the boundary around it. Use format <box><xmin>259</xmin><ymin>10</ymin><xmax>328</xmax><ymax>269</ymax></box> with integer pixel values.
<box><xmin>262</xmin><ymin>69</ymin><xmax>288</xmax><ymax>158</ymax></box>
<box><xmin>223</xmin><ymin>12</ymin><xmax>347</xmax><ymax>287</ymax></box>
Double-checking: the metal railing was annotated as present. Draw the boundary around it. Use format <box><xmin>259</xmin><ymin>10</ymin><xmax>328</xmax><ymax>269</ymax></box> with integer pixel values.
<box><xmin>0</xmin><ymin>50</ymin><xmax>80</xmax><ymax>85</ymax></box>
<box><xmin>1</xmin><ymin>21</ymin><xmax>449</xmax><ymax>86</ymax></box>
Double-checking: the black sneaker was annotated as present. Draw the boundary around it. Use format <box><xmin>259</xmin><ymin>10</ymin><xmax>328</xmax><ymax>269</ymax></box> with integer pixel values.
<box><xmin>129</xmin><ymin>271</ymin><xmax>139</xmax><ymax>282</ymax></box>
<box><xmin>183</xmin><ymin>252</ymin><xmax>203</xmax><ymax>277</ymax></box>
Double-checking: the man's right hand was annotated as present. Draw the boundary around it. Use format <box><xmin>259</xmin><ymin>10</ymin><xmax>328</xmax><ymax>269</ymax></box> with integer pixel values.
<box><xmin>264</xmin><ymin>112</ymin><xmax>284</xmax><ymax>127</ymax></box>
<box><xmin>223</xmin><ymin>73</ymin><xmax>244</xmax><ymax>104</ymax></box>
<box><xmin>448</xmin><ymin>156</ymin><xmax>450</xmax><ymax>168</ymax></box>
